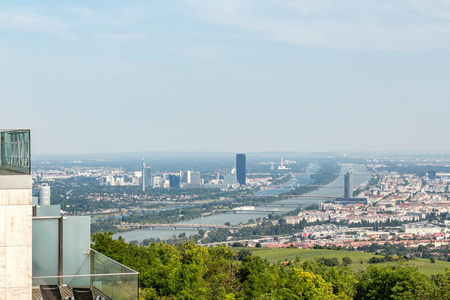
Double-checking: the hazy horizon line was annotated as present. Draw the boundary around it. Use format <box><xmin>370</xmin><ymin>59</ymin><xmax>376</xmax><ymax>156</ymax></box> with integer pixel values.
<box><xmin>32</xmin><ymin>149</ymin><xmax>450</xmax><ymax>157</ymax></box>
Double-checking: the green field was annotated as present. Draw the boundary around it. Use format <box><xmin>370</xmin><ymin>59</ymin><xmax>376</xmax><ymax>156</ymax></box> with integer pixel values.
<box><xmin>245</xmin><ymin>247</ymin><xmax>450</xmax><ymax>275</ymax></box>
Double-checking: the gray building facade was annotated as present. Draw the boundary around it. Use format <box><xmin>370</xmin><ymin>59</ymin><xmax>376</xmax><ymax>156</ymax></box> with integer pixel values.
<box><xmin>344</xmin><ymin>169</ymin><xmax>353</xmax><ymax>198</ymax></box>
<box><xmin>236</xmin><ymin>154</ymin><xmax>246</xmax><ymax>186</ymax></box>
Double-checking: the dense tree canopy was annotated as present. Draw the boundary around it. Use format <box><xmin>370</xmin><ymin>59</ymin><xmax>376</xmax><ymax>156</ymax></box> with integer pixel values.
<box><xmin>92</xmin><ymin>233</ymin><xmax>450</xmax><ymax>300</ymax></box>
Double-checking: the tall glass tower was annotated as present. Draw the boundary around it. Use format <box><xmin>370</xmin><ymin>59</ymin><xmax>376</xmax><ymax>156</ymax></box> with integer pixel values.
<box><xmin>236</xmin><ymin>154</ymin><xmax>246</xmax><ymax>186</ymax></box>
<box><xmin>344</xmin><ymin>169</ymin><xmax>353</xmax><ymax>198</ymax></box>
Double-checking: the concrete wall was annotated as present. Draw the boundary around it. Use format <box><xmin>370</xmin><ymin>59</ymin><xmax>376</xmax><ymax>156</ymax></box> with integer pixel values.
<box><xmin>0</xmin><ymin>175</ymin><xmax>32</xmax><ymax>299</ymax></box>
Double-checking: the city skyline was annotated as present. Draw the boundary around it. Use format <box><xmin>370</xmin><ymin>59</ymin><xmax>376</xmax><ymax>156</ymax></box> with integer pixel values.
<box><xmin>2</xmin><ymin>1</ymin><xmax>450</xmax><ymax>154</ymax></box>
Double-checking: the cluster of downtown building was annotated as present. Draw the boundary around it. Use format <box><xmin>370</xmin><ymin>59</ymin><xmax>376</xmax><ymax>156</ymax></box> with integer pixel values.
<box><xmin>99</xmin><ymin>153</ymin><xmax>247</xmax><ymax>190</ymax></box>
<box><xmin>271</xmin><ymin>168</ymin><xmax>450</xmax><ymax>249</ymax></box>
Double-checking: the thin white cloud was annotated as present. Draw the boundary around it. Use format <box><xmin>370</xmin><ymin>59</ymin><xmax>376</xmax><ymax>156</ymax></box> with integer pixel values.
<box><xmin>184</xmin><ymin>0</ymin><xmax>450</xmax><ymax>51</ymax></box>
<box><xmin>0</xmin><ymin>7</ymin><xmax>69</xmax><ymax>35</ymax></box>
<box><xmin>405</xmin><ymin>0</ymin><xmax>450</xmax><ymax>21</ymax></box>
<box><xmin>0</xmin><ymin>6</ymin><xmax>149</xmax><ymax>45</ymax></box>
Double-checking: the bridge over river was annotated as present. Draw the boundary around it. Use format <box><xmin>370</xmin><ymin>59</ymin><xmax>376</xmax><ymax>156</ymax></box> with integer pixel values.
<box><xmin>213</xmin><ymin>209</ymin><xmax>290</xmax><ymax>214</ymax></box>
<box><xmin>241</xmin><ymin>194</ymin><xmax>337</xmax><ymax>199</ymax></box>
<box><xmin>117</xmin><ymin>223</ymin><xmax>242</xmax><ymax>230</ymax></box>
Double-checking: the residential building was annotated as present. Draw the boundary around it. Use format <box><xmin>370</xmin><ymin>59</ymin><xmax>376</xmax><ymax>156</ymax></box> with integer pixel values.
<box><xmin>39</xmin><ymin>183</ymin><xmax>51</xmax><ymax>205</ymax></box>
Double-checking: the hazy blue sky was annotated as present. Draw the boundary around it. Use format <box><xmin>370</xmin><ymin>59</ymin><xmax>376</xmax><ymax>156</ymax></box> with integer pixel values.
<box><xmin>2</xmin><ymin>1</ymin><xmax>450</xmax><ymax>154</ymax></box>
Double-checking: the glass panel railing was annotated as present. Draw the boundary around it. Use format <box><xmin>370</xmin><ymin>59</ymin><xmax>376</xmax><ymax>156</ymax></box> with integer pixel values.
<box><xmin>90</xmin><ymin>249</ymin><xmax>139</xmax><ymax>299</ymax></box>
<box><xmin>0</xmin><ymin>129</ymin><xmax>30</xmax><ymax>175</ymax></box>
<box><xmin>92</xmin><ymin>274</ymin><xmax>138</xmax><ymax>300</ymax></box>
<box><xmin>32</xmin><ymin>249</ymin><xmax>139</xmax><ymax>300</ymax></box>
<box><xmin>63</xmin><ymin>216</ymin><xmax>91</xmax><ymax>276</ymax></box>
<box><xmin>33</xmin><ymin>273</ymin><xmax>138</xmax><ymax>300</ymax></box>
<box><xmin>91</xmin><ymin>249</ymin><xmax>137</xmax><ymax>274</ymax></box>
<box><xmin>32</xmin><ymin>219</ymin><xmax>60</xmax><ymax>278</ymax></box>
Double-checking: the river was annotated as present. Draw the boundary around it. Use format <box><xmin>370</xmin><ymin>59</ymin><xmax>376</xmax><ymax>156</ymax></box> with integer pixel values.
<box><xmin>113</xmin><ymin>163</ymin><xmax>371</xmax><ymax>242</ymax></box>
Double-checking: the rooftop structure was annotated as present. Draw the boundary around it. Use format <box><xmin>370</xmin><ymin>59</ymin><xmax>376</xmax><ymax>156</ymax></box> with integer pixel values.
<box><xmin>0</xmin><ymin>129</ymin><xmax>139</xmax><ymax>299</ymax></box>
<box><xmin>0</xmin><ymin>129</ymin><xmax>32</xmax><ymax>298</ymax></box>
<box><xmin>0</xmin><ymin>129</ymin><xmax>30</xmax><ymax>175</ymax></box>
<box><xmin>32</xmin><ymin>204</ymin><xmax>139</xmax><ymax>299</ymax></box>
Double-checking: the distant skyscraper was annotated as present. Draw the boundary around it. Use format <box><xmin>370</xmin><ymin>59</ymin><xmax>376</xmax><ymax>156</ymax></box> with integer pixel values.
<box><xmin>236</xmin><ymin>154</ymin><xmax>246</xmax><ymax>186</ymax></box>
<box><xmin>142</xmin><ymin>153</ymin><xmax>146</xmax><ymax>191</ymax></box>
<box><xmin>344</xmin><ymin>169</ymin><xmax>353</xmax><ymax>198</ymax></box>
<box><xmin>145</xmin><ymin>167</ymin><xmax>153</xmax><ymax>188</ymax></box>
<box><xmin>180</xmin><ymin>171</ymin><xmax>188</xmax><ymax>183</ymax></box>
<box><xmin>428</xmin><ymin>171</ymin><xmax>437</xmax><ymax>180</ymax></box>
<box><xmin>142</xmin><ymin>154</ymin><xmax>153</xmax><ymax>191</ymax></box>
<box><xmin>187</xmin><ymin>171</ymin><xmax>201</xmax><ymax>185</ymax></box>
<box><xmin>169</xmin><ymin>175</ymin><xmax>181</xmax><ymax>188</ymax></box>
<box><xmin>39</xmin><ymin>183</ymin><xmax>51</xmax><ymax>205</ymax></box>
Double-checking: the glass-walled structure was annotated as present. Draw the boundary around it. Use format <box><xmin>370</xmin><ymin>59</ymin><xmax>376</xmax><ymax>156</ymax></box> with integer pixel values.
<box><xmin>32</xmin><ymin>206</ymin><xmax>139</xmax><ymax>299</ymax></box>
<box><xmin>0</xmin><ymin>129</ymin><xmax>32</xmax><ymax>298</ymax></box>
<box><xmin>0</xmin><ymin>129</ymin><xmax>30</xmax><ymax>175</ymax></box>
<box><xmin>32</xmin><ymin>249</ymin><xmax>139</xmax><ymax>300</ymax></box>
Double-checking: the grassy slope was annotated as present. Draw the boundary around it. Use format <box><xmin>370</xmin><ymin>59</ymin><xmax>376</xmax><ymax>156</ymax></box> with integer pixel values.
<box><xmin>245</xmin><ymin>248</ymin><xmax>450</xmax><ymax>275</ymax></box>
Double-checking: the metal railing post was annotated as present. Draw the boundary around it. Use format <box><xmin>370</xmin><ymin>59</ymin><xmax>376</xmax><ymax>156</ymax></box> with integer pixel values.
<box><xmin>0</xmin><ymin>132</ymin><xmax>3</xmax><ymax>168</ymax></box>
<box><xmin>58</xmin><ymin>217</ymin><xmax>64</xmax><ymax>286</ymax></box>
<box><xmin>90</xmin><ymin>250</ymin><xmax>94</xmax><ymax>287</ymax></box>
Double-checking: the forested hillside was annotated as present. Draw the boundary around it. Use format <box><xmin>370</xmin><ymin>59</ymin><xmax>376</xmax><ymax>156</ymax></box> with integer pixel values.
<box><xmin>92</xmin><ymin>233</ymin><xmax>450</xmax><ymax>299</ymax></box>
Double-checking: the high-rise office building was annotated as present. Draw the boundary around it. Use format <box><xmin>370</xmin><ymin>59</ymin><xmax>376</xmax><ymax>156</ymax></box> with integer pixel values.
<box><xmin>142</xmin><ymin>154</ymin><xmax>153</xmax><ymax>191</ymax></box>
<box><xmin>169</xmin><ymin>175</ymin><xmax>180</xmax><ymax>188</ymax></box>
<box><xmin>236</xmin><ymin>154</ymin><xmax>246</xmax><ymax>186</ymax></box>
<box><xmin>428</xmin><ymin>171</ymin><xmax>437</xmax><ymax>180</ymax></box>
<box><xmin>145</xmin><ymin>167</ymin><xmax>153</xmax><ymax>188</ymax></box>
<box><xmin>187</xmin><ymin>171</ymin><xmax>201</xmax><ymax>185</ymax></box>
<box><xmin>180</xmin><ymin>171</ymin><xmax>188</xmax><ymax>183</ymax></box>
<box><xmin>142</xmin><ymin>154</ymin><xmax>146</xmax><ymax>191</ymax></box>
<box><xmin>344</xmin><ymin>169</ymin><xmax>353</xmax><ymax>198</ymax></box>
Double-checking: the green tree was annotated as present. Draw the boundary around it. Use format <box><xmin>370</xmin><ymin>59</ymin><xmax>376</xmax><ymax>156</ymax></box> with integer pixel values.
<box><xmin>302</xmin><ymin>260</ymin><xmax>357</xmax><ymax>299</ymax></box>
<box><xmin>342</xmin><ymin>257</ymin><xmax>352</xmax><ymax>267</ymax></box>
<box><xmin>237</xmin><ymin>249</ymin><xmax>253</xmax><ymax>261</ymax></box>
<box><xmin>237</xmin><ymin>256</ymin><xmax>339</xmax><ymax>299</ymax></box>
<box><xmin>355</xmin><ymin>265</ymin><xmax>433</xmax><ymax>300</ymax></box>
<box><xmin>430</xmin><ymin>268</ymin><xmax>450</xmax><ymax>299</ymax></box>
<box><xmin>276</xmin><ymin>266</ymin><xmax>338</xmax><ymax>300</ymax></box>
